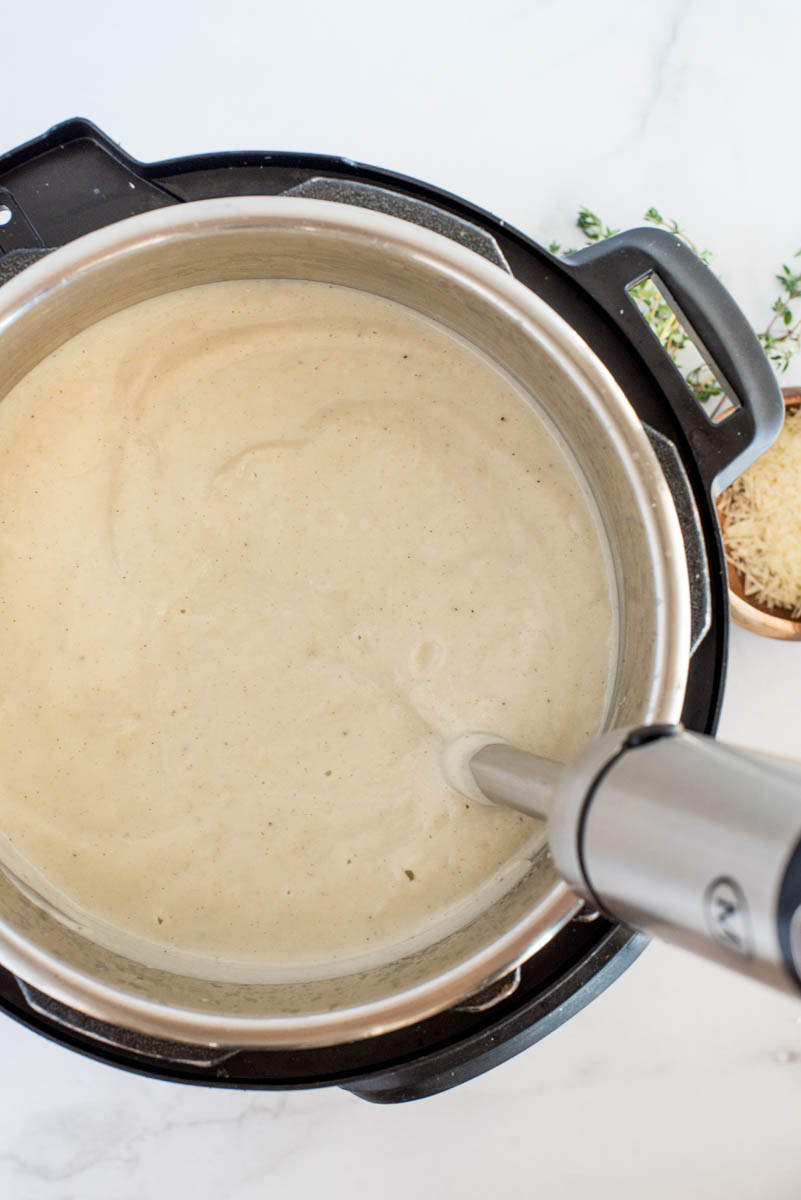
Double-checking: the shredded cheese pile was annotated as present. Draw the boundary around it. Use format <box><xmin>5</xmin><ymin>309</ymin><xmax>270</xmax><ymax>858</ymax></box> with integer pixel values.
<box><xmin>718</xmin><ymin>406</ymin><xmax>801</xmax><ymax>617</ymax></box>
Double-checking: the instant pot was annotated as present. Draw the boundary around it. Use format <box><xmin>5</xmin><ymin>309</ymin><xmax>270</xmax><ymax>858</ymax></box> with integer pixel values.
<box><xmin>0</xmin><ymin>119</ymin><xmax>779</xmax><ymax>1102</ymax></box>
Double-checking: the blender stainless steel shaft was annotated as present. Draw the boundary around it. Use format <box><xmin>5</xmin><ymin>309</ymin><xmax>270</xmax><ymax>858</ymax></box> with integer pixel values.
<box><xmin>455</xmin><ymin>726</ymin><xmax>801</xmax><ymax>995</ymax></box>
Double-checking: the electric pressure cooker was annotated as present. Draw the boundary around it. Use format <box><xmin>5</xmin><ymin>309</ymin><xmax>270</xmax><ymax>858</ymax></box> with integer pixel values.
<box><xmin>0</xmin><ymin>120</ymin><xmax>780</xmax><ymax>1101</ymax></box>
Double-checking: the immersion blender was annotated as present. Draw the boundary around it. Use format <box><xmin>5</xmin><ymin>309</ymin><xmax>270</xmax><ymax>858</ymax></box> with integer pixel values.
<box><xmin>443</xmin><ymin>726</ymin><xmax>801</xmax><ymax>994</ymax></box>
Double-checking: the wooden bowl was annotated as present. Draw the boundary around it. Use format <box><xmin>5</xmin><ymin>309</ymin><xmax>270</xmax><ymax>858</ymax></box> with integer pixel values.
<box><xmin>717</xmin><ymin>388</ymin><xmax>801</xmax><ymax>640</ymax></box>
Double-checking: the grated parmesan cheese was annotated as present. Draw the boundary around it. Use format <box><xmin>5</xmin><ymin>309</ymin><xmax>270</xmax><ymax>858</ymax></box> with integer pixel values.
<box><xmin>718</xmin><ymin>406</ymin><xmax>801</xmax><ymax>617</ymax></box>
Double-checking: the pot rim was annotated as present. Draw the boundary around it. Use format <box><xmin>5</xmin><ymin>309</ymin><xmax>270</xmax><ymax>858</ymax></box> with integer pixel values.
<box><xmin>0</xmin><ymin>196</ymin><xmax>691</xmax><ymax>1047</ymax></box>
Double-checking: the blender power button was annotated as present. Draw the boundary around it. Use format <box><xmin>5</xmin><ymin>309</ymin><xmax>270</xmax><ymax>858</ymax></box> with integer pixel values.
<box><xmin>704</xmin><ymin>877</ymin><xmax>753</xmax><ymax>957</ymax></box>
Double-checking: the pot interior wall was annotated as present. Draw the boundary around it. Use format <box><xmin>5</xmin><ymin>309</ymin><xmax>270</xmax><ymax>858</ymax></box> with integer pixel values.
<box><xmin>0</xmin><ymin>203</ymin><xmax>689</xmax><ymax>1043</ymax></box>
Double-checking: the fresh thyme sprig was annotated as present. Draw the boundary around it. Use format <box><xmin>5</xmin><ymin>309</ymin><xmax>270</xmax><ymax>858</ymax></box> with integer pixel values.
<box><xmin>550</xmin><ymin>207</ymin><xmax>801</xmax><ymax>407</ymax></box>
<box><xmin>761</xmin><ymin>254</ymin><xmax>801</xmax><ymax>375</ymax></box>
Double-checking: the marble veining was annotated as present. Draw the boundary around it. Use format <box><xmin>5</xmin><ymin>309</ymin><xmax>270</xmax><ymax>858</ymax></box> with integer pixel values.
<box><xmin>636</xmin><ymin>0</ymin><xmax>693</xmax><ymax>137</ymax></box>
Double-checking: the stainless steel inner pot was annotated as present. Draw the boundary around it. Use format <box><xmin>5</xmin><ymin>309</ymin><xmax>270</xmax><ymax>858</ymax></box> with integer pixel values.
<box><xmin>0</xmin><ymin>197</ymin><xmax>690</xmax><ymax>1047</ymax></box>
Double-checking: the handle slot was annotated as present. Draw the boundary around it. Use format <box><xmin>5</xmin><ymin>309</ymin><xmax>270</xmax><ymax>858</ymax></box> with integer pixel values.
<box><xmin>628</xmin><ymin>271</ymin><xmax>741</xmax><ymax>424</ymax></box>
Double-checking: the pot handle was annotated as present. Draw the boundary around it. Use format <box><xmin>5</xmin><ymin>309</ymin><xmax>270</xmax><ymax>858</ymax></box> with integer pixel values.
<box><xmin>565</xmin><ymin>227</ymin><xmax>784</xmax><ymax>493</ymax></box>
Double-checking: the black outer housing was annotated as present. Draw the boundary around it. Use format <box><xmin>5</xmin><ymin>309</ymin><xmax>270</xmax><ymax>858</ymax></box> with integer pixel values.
<box><xmin>0</xmin><ymin>120</ymin><xmax>743</xmax><ymax>1102</ymax></box>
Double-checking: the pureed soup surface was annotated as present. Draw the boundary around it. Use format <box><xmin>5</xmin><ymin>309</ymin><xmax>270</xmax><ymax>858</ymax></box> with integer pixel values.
<box><xmin>0</xmin><ymin>280</ymin><xmax>613</xmax><ymax>979</ymax></box>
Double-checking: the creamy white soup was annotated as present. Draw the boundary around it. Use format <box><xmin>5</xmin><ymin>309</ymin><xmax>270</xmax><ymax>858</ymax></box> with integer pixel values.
<box><xmin>0</xmin><ymin>280</ymin><xmax>613</xmax><ymax>974</ymax></box>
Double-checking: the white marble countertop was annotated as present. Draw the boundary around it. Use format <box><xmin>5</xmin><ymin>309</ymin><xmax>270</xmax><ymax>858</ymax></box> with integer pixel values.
<box><xmin>3</xmin><ymin>0</ymin><xmax>801</xmax><ymax>1195</ymax></box>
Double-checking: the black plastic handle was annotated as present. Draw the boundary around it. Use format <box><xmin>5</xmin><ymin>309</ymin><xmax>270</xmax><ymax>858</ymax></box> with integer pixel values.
<box><xmin>566</xmin><ymin>227</ymin><xmax>784</xmax><ymax>493</ymax></box>
<box><xmin>0</xmin><ymin>119</ymin><xmax>179</xmax><ymax>258</ymax></box>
